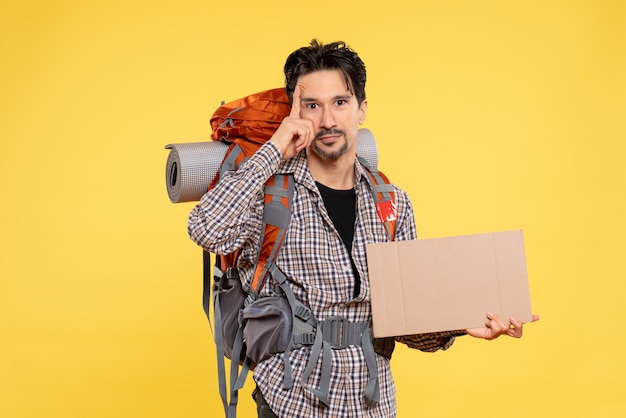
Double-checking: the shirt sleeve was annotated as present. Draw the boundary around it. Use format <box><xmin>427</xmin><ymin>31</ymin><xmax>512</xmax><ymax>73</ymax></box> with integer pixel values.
<box><xmin>187</xmin><ymin>141</ymin><xmax>282</xmax><ymax>255</ymax></box>
<box><xmin>395</xmin><ymin>330</ymin><xmax>467</xmax><ymax>352</ymax></box>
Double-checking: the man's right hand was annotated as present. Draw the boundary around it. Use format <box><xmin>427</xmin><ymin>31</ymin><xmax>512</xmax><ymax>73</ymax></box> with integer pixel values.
<box><xmin>270</xmin><ymin>85</ymin><xmax>315</xmax><ymax>160</ymax></box>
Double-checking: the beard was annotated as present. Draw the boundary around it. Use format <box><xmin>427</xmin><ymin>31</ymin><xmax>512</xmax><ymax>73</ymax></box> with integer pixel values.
<box><xmin>311</xmin><ymin>128</ymin><xmax>349</xmax><ymax>160</ymax></box>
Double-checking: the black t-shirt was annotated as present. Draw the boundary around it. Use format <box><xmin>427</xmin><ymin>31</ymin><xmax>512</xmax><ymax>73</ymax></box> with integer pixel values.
<box><xmin>316</xmin><ymin>182</ymin><xmax>361</xmax><ymax>298</ymax></box>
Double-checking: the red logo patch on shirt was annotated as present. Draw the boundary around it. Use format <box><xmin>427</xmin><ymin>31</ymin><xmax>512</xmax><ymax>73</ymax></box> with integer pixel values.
<box><xmin>376</xmin><ymin>200</ymin><xmax>398</xmax><ymax>223</ymax></box>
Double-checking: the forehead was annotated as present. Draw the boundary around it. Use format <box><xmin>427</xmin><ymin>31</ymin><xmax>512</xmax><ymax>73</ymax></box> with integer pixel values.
<box><xmin>298</xmin><ymin>69</ymin><xmax>352</xmax><ymax>101</ymax></box>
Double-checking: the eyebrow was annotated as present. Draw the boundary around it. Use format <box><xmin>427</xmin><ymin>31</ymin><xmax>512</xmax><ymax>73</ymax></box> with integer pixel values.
<box><xmin>300</xmin><ymin>94</ymin><xmax>354</xmax><ymax>103</ymax></box>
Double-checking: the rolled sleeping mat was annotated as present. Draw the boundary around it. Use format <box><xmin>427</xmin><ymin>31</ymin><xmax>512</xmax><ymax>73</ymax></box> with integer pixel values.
<box><xmin>165</xmin><ymin>128</ymin><xmax>380</xmax><ymax>203</ymax></box>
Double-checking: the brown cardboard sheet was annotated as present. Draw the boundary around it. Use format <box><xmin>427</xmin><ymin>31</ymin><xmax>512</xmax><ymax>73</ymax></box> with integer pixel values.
<box><xmin>366</xmin><ymin>230</ymin><xmax>533</xmax><ymax>338</ymax></box>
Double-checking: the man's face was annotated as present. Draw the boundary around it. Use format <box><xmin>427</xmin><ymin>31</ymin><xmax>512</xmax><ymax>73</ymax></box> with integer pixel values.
<box><xmin>296</xmin><ymin>69</ymin><xmax>367</xmax><ymax>161</ymax></box>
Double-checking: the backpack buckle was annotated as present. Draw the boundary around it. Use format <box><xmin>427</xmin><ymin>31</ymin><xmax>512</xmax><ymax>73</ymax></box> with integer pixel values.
<box><xmin>225</xmin><ymin>267</ymin><xmax>239</xmax><ymax>279</ymax></box>
<box><xmin>322</xmin><ymin>316</ymin><xmax>349</xmax><ymax>349</ymax></box>
<box><xmin>294</xmin><ymin>332</ymin><xmax>315</xmax><ymax>346</ymax></box>
<box><xmin>294</xmin><ymin>304</ymin><xmax>311</xmax><ymax>321</ymax></box>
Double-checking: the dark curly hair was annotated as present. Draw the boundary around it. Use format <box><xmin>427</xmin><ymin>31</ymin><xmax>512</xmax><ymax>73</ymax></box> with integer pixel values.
<box><xmin>284</xmin><ymin>40</ymin><xmax>367</xmax><ymax>105</ymax></box>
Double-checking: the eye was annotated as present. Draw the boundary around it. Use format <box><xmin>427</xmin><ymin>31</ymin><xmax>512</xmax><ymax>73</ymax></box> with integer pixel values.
<box><xmin>336</xmin><ymin>99</ymin><xmax>346</xmax><ymax>106</ymax></box>
<box><xmin>305</xmin><ymin>103</ymin><xmax>319</xmax><ymax>110</ymax></box>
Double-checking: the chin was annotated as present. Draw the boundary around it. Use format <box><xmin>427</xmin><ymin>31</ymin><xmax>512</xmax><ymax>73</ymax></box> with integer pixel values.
<box><xmin>312</xmin><ymin>144</ymin><xmax>348</xmax><ymax>160</ymax></box>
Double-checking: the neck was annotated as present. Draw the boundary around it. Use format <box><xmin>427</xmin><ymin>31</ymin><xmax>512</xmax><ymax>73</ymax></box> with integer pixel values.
<box><xmin>307</xmin><ymin>151</ymin><xmax>356</xmax><ymax>190</ymax></box>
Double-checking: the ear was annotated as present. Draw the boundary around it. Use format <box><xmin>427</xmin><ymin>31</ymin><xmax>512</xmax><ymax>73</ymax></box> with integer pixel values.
<box><xmin>358</xmin><ymin>99</ymin><xmax>368</xmax><ymax>125</ymax></box>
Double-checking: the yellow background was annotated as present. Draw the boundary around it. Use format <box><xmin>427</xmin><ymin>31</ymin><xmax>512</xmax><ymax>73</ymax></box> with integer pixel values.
<box><xmin>1</xmin><ymin>1</ymin><xmax>624</xmax><ymax>417</ymax></box>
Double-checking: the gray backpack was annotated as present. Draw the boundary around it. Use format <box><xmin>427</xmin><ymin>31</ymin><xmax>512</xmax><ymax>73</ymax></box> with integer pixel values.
<box><xmin>204</xmin><ymin>171</ymin><xmax>318</xmax><ymax>418</ymax></box>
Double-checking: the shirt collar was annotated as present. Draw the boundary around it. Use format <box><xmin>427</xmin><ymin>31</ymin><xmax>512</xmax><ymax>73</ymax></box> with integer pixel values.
<box><xmin>276</xmin><ymin>150</ymin><xmax>369</xmax><ymax>191</ymax></box>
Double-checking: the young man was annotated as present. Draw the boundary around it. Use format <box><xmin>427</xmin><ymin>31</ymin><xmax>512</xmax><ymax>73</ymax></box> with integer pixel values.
<box><xmin>188</xmin><ymin>40</ymin><xmax>537</xmax><ymax>418</ymax></box>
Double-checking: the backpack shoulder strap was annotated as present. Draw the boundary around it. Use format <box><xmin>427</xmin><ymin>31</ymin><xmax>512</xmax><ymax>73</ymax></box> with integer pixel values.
<box><xmin>250</xmin><ymin>173</ymin><xmax>295</xmax><ymax>297</ymax></box>
<box><xmin>358</xmin><ymin>157</ymin><xmax>397</xmax><ymax>241</ymax></box>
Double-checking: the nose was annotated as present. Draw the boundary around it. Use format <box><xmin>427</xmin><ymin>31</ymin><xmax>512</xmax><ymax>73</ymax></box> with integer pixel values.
<box><xmin>320</xmin><ymin>107</ymin><xmax>336</xmax><ymax>129</ymax></box>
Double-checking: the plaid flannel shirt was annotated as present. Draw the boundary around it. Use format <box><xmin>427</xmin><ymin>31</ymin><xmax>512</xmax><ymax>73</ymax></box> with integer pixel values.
<box><xmin>189</xmin><ymin>142</ymin><xmax>461</xmax><ymax>418</ymax></box>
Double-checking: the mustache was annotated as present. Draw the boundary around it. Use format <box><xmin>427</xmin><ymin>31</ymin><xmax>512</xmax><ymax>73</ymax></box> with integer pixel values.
<box><xmin>314</xmin><ymin>128</ymin><xmax>346</xmax><ymax>140</ymax></box>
